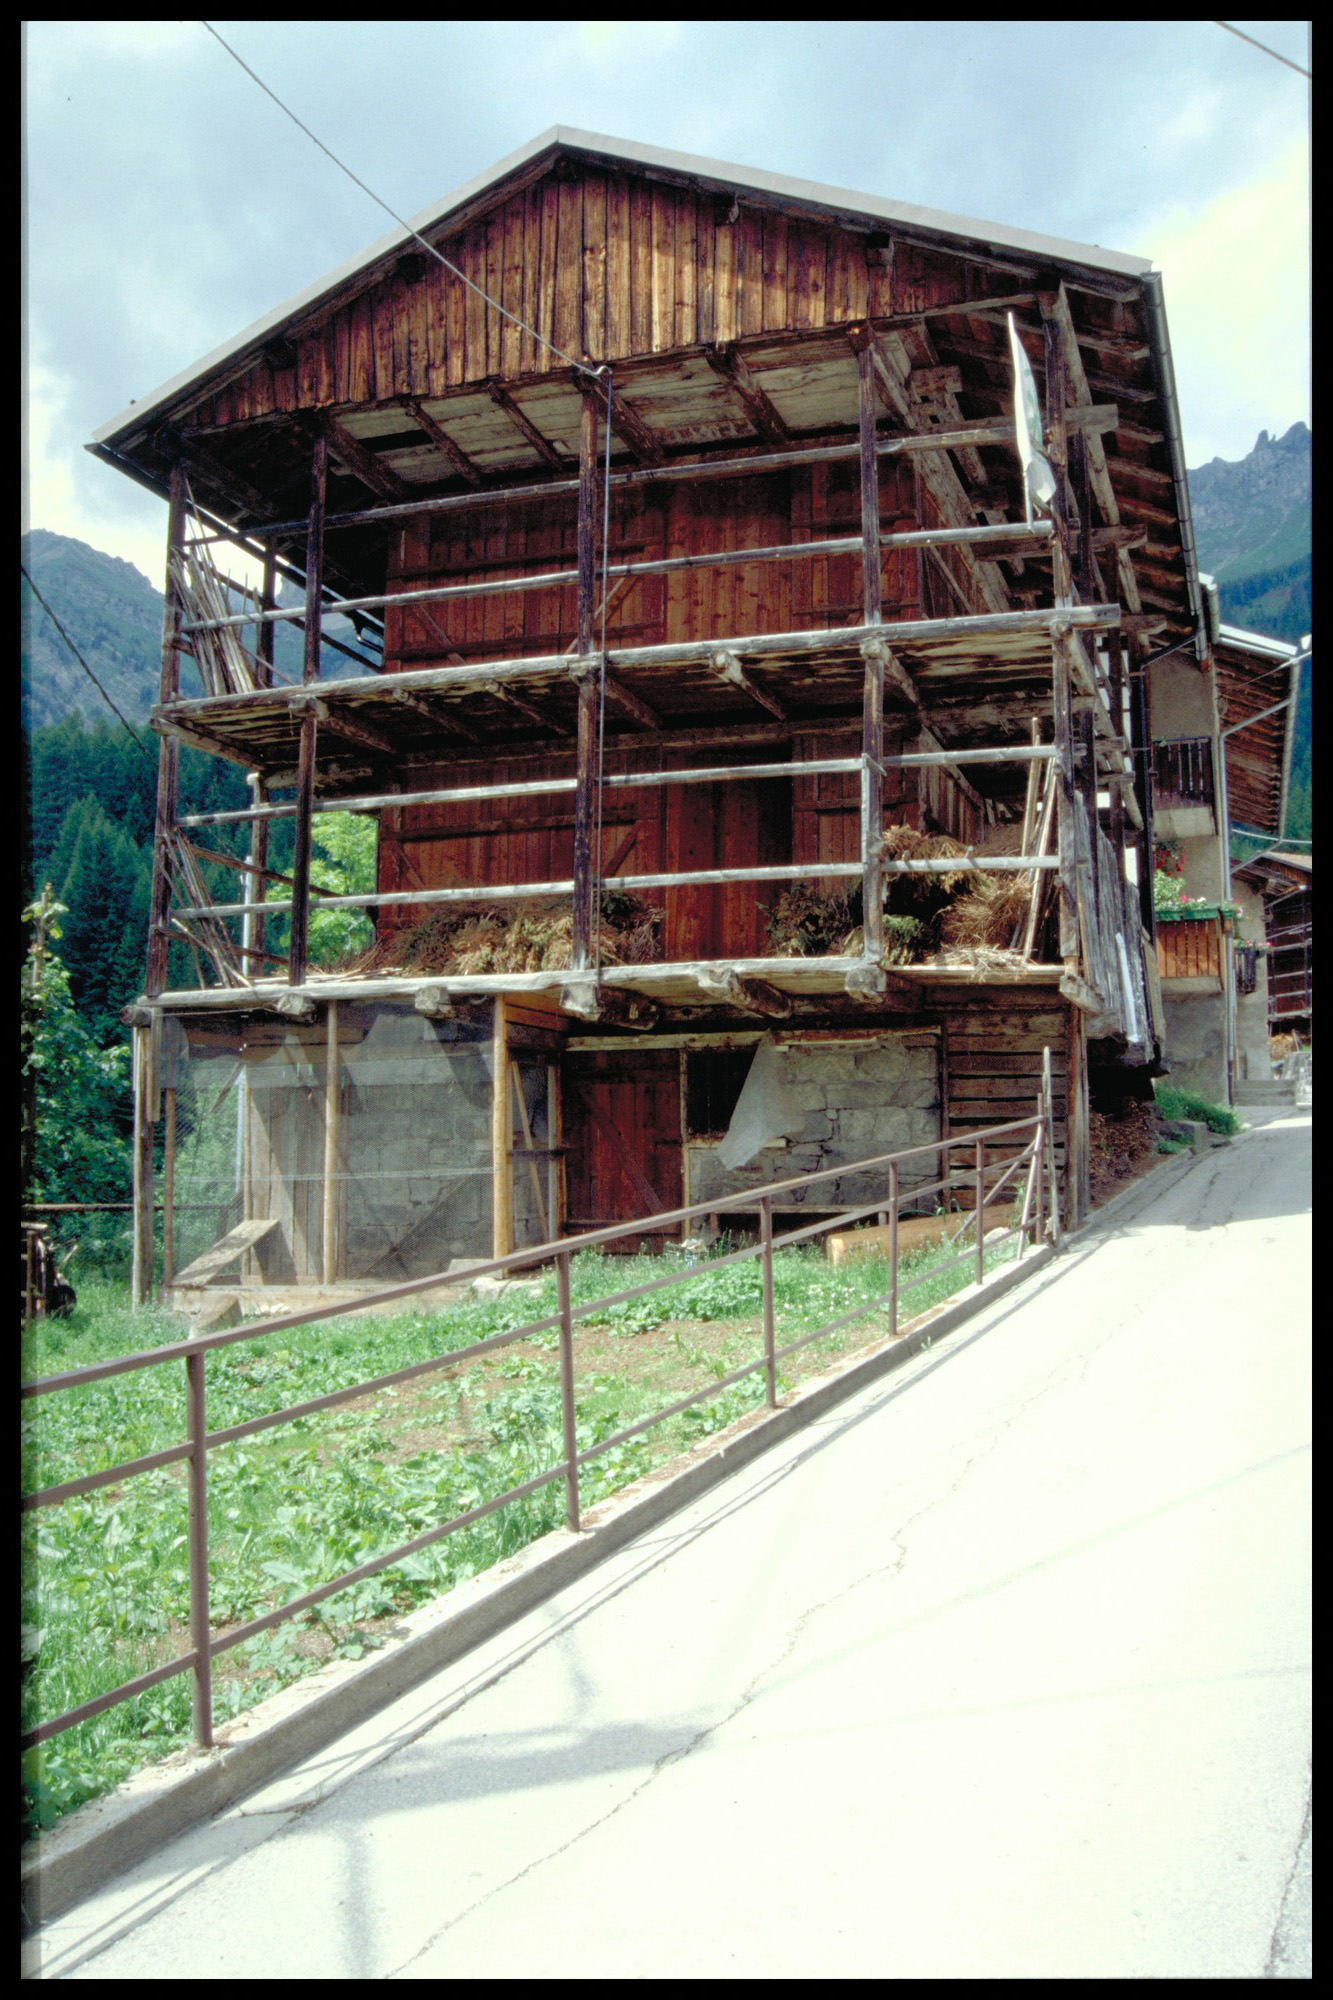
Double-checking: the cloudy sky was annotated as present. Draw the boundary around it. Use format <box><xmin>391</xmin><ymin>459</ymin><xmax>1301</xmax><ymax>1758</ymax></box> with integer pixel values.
<box><xmin>22</xmin><ymin>19</ymin><xmax>1311</xmax><ymax>588</ymax></box>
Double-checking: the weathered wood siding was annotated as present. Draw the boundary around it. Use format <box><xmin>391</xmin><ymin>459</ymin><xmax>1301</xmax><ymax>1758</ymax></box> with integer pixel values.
<box><xmin>191</xmin><ymin>170</ymin><xmax>981</xmax><ymax>425</ymax></box>
<box><xmin>937</xmin><ymin>994</ymin><xmax>1071</xmax><ymax>1182</ymax></box>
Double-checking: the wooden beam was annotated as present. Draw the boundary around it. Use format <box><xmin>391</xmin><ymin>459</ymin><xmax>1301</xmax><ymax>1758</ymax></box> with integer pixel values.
<box><xmin>322</xmin><ymin>999</ymin><xmax>340</xmax><ymax>1283</ymax></box>
<box><xmin>855</xmin><ymin>325</ymin><xmax>1010</xmax><ymax>616</ymax></box>
<box><xmin>321</xmin><ymin>415</ymin><xmax>413</xmax><ymax>502</ymax></box>
<box><xmin>492</xmin><ymin>682</ymin><xmax>571</xmax><ymax>736</ymax></box>
<box><xmin>695</xmin><ymin>967</ymin><xmax>792</xmax><ymax>1016</ymax></box>
<box><xmin>305</xmin><ymin>696</ymin><xmax>397</xmax><ymax>759</ymax></box>
<box><xmin>603</xmin><ymin>672</ymin><xmax>662</xmax><ymax>730</ymax></box>
<box><xmin>487</xmin><ymin>379</ymin><xmax>569</xmax><ymax>469</ymax></box>
<box><xmin>289</xmin><ymin>435</ymin><xmax>326</xmax><ymax>987</ymax></box>
<box><xmin>402</xmin><ymin>396</ymin><xmax>482</xmax><ymax>485</ymax></box>
<box><xmin>604</xmin><ymin>383</ymin><xmax>664</xmax><ymax>465</ymax></box>
<box><xmin>705</xmin><ymin>343</ymin><xmax>792</xmax><ymax>446</ymax></box>
<box><xmin>390</xmin><ymin>685</ymin><xmax>485</xmax><ymax>745</ymax></box>
<box><xmin>1040</xmin><ymin>286</ymin><xmax>1143</xmax><ymax>615</ymax></box>
<box><xmin>572</xmin><ymin>392</ymin><xmax>599</xmax><ymax>973</ymax></box>
<box><xmin>711</xmin><ymin>648</ymin><xmax>787</xmax><ymax>721</ymax></box>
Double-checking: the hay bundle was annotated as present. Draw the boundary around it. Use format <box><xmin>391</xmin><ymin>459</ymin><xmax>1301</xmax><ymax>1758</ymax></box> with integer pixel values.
<box><xmin>766</xmin><ymin>885</ymin><xmax>860</xmax><ymax>957</ymax></box>
<box><xmin>880</xmin><ymin>825</ymin><xmax>972</xmax><ymax>914</ymax></box>
<box><xmin>344</xmin><ymin>891</ymin><xmax>663</xmax><ymax>977</ymax></box>
<box><xmin>938</xmin><ymin>872</ymin><xmax>1032</xmax><ymax>950</ymax></box>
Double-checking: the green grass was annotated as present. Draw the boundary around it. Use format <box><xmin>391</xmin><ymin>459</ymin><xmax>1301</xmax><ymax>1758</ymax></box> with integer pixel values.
<box><xmin>23</xmin><ymin>1229</ymin><xmax>1021</xmax><ymax>1836</ymax></box>
<box><xmin>1152</xmin><ymin>1083</ymin><xmax>1243</xmax><ymax>1137</ymax></box>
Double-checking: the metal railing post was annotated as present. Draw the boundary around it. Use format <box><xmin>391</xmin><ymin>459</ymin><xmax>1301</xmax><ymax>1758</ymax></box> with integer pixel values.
<box><xmin>556</xmin><ymin>1249</ymin><xmax>581</xmax><ymax>1532</ymax></box>
<box><xmin>760</xmin><ymin>1195</ymin><xmax>777</xmax><ymax>1407</ymax></box>
<box><xmin>975</xmin><ymin>1138</ymin><xmax>986</xmax><ymax>1287</ymax></box>
<box><xmin>186</xmin><ymin>1349</ymin><xmax>214</xmax><ymax>1749</ymax></box>
<box><xmin>888</xmin><ymin>1159</ymin><xmax>899</xmax><ymax>1338</ymax></box>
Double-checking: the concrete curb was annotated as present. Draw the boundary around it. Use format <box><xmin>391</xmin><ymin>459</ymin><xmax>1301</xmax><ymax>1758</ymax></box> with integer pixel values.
<box><xmin>24</xmin><ymin>1237</ymin><xmax>1058</xmax><ymax>1931</ymax></box>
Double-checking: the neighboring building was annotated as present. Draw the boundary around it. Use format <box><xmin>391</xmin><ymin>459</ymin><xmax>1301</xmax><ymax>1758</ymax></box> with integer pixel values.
<box><xmin>1150</xmin><ymin>620</ymin><xmax>1302</xmax><ymax>1100</ymax></box>
<box><xmin>1232</xmin><ymin>846</ymin><xmax>1312</xmax><ymax>1056</ymax></box>
<box><xmin>91</xmin><ymin>129</ymin><xmax>1211</xmax><ymax>1303</ymax></box>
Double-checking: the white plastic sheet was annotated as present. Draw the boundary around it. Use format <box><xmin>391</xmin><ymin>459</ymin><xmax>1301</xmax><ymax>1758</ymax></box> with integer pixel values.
<box><xmin>716</xmin><ymin>1034</ymin><xmax>805</xmax><ymax>1169</ymax></box>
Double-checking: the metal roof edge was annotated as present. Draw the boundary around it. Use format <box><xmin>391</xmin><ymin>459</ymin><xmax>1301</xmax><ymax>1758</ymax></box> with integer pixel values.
<box><xmin>91</xmin><ymin>126</ymin><xmax>1156</xmax><ymax>452</ymax></box>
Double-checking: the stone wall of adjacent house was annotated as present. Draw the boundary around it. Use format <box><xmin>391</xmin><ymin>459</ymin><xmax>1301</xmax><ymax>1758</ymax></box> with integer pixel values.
<box><xmin>686</xmin><ymin>1032</ymin><xmax>941</xmax><ymax>1217</ymax></box>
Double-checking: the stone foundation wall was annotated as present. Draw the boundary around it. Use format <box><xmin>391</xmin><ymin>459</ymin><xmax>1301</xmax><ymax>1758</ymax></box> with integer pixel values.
<box><xmin>686</xmin><ymin>1033</ymin><xmax>941</xmax><ymax>1215</ymax></box>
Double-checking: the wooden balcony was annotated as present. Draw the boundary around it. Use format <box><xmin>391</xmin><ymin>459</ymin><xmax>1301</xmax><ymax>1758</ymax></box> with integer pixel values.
<box><xmin>1153</xmin><ymin>737</ymin><xmax>1215</xmax><ymax>838</ymax></box>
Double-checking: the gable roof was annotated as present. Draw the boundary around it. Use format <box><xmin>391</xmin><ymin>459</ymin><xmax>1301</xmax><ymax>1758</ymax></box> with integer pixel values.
<box><xmin>93</xmin><ymin>127</ymin><xmax>1162</xmax><ymax>450</ymax></box>
<box><xmin>89</xmin><ymin>128</ymin><xmax>1204</xmax><ymax>652</ymax></box>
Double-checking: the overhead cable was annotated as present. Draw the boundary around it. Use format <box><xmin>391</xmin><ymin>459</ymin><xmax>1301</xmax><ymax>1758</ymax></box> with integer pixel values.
<box><xmin>22</xmin><ymin>563</ymin><xmax>157</xmax><ymax>765</ymax></box>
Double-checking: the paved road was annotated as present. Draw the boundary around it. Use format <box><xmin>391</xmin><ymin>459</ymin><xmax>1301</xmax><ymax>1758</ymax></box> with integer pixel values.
<box><xmin>37</xmin><ymin>1110</ymin><xmax>1311</xmax><ymax>1979</ymax></box>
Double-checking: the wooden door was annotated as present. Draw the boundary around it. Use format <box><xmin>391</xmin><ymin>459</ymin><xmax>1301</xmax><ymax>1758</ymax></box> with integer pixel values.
<box><xmin>562</xmin><ymin>1050</ymin><xmax>683</xmax><ymax>1248</ymax></box>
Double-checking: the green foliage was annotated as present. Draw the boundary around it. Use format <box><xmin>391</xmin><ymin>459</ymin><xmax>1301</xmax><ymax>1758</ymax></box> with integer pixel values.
<box><xmin>23</xmin><ymin>1227</ymin><xmax>1022</xmax><ymax>1832</ymax></box>
<box><xmin>1152</xmin><ymin>1083</ymin><xmax>1242</xmax><ymax>1136</ymax></box>
<box><xmin>22</xmin><ymin>901</ymin><xmax>132</xmax><ymax>1211</ymax></box>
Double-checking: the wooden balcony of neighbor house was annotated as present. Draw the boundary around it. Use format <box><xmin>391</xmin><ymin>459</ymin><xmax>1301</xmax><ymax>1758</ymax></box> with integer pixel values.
<box><xmin>1152</xmin><ymin>736</ymin><xmax>1216</xmax><ymax>838</ymax></box>
<box><xmin>1155</xmin><ymin>906</ymin><xmax>1226</xmax><ymax>993</ymax></box>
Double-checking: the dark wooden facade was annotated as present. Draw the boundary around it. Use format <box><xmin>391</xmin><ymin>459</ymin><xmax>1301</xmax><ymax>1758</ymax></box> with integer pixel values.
<box><xmin>92</xmin><ymin>133</ymin><xmax>1207</xmax><ymax>1297</ymax></box>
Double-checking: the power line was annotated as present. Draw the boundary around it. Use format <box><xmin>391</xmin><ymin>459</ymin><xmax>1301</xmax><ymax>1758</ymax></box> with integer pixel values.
<box><xmin>21</xmin><ymin>563</ymin><xmax>157</xmax><ymax>765</ymax></box>
<box><xmin>1214</xmin><ymin>21</ymin><xmax>1311</xmax><ymax>79</ymax></box>
<box><xmin>201</xmin><ymin>22</ymin><xmax>606</xmax><ymax>385</ymax></box>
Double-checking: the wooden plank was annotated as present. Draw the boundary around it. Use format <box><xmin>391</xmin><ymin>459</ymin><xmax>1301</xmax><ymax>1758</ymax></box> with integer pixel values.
<box><xmin>738</xmin><ymin>208</ymin><xmax>764</xmax><ymax>338</ymax></box>
<box><xmin>537</xmin><ymin>183</ymin><xmax>561</xmax><ymax>376</ymax></box>
<box><xmin>174</xmin><ymin>1218</ymin><xmax>279</xmax><ymax>1289</ymax></box>
<box><xmin>714</xmin><ymin>212</ymin><xmax>737</xmax><ymax>344</ymax></box>
<box><xmin>650</xmin><ymin>185</ymin><xmax>675</xmax><ymax>353</ymax></box>
<box><xmin>675</xmin><ymin>189</ymin><xmax>698</xmax><ymax>347</ymax></box>
<box><xmin>554</xmin><ymin>178</ymin><xmax>584</xmax><ymax>360</ymax></box>
<box><xmin>629</xmin><ymin>179</ymin><xmax>653</xmax><ymax>355</ymax></box>
<box><xmin>763</xmin><ymin>210</ymin><xmax>788</xmax><ymax>333</ymax></box>
<box><xmin>583</xmin><ymin>173</ymin><xmax>608</xmax><ymax>363</ymax></box>
<box><xmin>605</xmin><ymin>174</ymin><xmax>632</xmax><ymax>360</ymax></box>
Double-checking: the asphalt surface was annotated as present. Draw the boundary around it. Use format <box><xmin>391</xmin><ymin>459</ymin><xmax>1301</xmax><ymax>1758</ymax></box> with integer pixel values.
<box><xmin>33</xmin><ymin>1108</ymin><xmax>1311</xmax><ymax>1980</ymax></box>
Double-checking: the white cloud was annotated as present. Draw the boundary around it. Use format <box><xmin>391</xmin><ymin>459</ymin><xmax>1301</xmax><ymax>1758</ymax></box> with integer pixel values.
<box><xmin>1143</xmin><ymin>139</ymin><xmax>1310</xmax><ymax>465</ymax></box>
<box><xmin>24</xmin><ymin>352</ymin><xmax>165</xmax><ymax>584</ymax></box>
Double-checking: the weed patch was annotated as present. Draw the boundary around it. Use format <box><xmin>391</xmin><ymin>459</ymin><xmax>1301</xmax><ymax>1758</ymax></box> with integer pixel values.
<box><xmin>23</xmin><ymin>1231</ymin><xmax>1020</xmax><ymax>1834</ymax></box>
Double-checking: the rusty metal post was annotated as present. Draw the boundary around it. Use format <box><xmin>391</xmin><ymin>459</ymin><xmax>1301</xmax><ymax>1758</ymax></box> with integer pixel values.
<box><xmin>975</xmin><ymin>1138</ymin><xmax>986</xmax><ymax>1287</ymax></box>
<box><xmin>556</xmin><ymin>1248</ymin><xmax>581</xmax><ymax>1531</ymax></box>
<box><xmin>760</xmin><ymin>1195</ymin><xmax>777</xmax><ymax>1407</ymax></box>
<box><xmin>888</xmin><ymin>1159</ymin><xmax>899</xmax><ymax>1338</ymax></box>
<box><xmin>186</xmin><ymin>1348</ymin><xmax>214</xmax><ymax>1749</ymax></box>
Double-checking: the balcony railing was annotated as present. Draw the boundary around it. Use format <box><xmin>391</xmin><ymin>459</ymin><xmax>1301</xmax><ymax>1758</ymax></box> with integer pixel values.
<box><xmin>1153</xmin><ymin>736</ymin><xmax>1214</xmax><ymax>812</ymax></box>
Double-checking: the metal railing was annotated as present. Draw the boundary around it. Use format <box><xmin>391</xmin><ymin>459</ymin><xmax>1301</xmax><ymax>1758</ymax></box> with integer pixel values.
<box><xmin>1153</xmin><ymin>736</ymin><xmax>1214</xmax><ymax>810</ymax></box>
<box><xmin>23</xmin><ymin>1060</ymin><xmax>1058</xmax><ymax>1767</ymax></box>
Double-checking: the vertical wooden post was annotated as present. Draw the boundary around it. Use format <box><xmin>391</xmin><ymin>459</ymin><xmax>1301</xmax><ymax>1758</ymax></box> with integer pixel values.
<box><xmin>975</xmin><ymin>1138</ymin><xmax>986</xmax><ymax>1287</ymax></box>
<box><xmin>1128</xmin><ymin>635</ymin><xmax>1157</xmax><ymax>942</ymax></box>
<box><xmin>162</xmin><ymin>1084</ymin><xmax>177</xmax><ymax>1289</ymax></box>
<box><xmin>146</xmin><ymin>465</ymin><xmax>188</xmax><ymax>999</ymax></box>
<box><xmin>1066</xmin><ymin>1002</ymin><xmax>1088</xmax><ymax>1229</ymax></box>
<box><xmin>131</xmin><ymin>1022</ymin><xmax>156</xmax><ymax>1307</ymax></box>
<box><xmin>547</xmin><ymin>1062</ymin><xmax>561</xmax><ymax>1242</ymax></box>
<box><xmin>243</xmin><ymin>549</ymin><xmax>276</xmax><ymax>979</ymax></box>
<box><xmin>1079</xmin><ymin>705</ymin><xmax>1101</xmax><ymax>936</ymax></box>
<box><xmin>1041</xmin><ymin>298</ymin><xmax>1074</xmax><ymax>612</ymax></box>
<box><xmin>1070</xmin><ymin>428</ymin><xmax>1097</xmax><ymax>603</ymax></box>
<box><xmin>289</xmin><ymin>435</ymin><xmax>327</xmax><ymax>988</ymax></box>
<box><xmin>492</xmin><ymin>997</ymin><xmax>512</xmax><ymax>1259</ymax></box>
<box><xmin>857</xmin><ymin>342</ymin><xmax>885</xmax><ymax>966</ymax></box>
<box><xmin>571</xmin><ymin>393</ymin><xmax>600</xmax><ymax>976</ymax></box>
<box><xmin>322</xmin><ymin>999</ymin><xmax>341</xmax><ymax>1284</ymax></box>
<box><xmin>1052</xmin><ymin>633</ymin><xmax>1080</xmax><ymax>967</ymax></box>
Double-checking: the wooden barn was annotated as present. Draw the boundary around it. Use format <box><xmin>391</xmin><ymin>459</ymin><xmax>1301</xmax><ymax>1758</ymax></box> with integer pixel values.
<box><xmin>91</xmin><ymin>129</ymin><xmax>1211</xmax><ymax>1303</ymax></box>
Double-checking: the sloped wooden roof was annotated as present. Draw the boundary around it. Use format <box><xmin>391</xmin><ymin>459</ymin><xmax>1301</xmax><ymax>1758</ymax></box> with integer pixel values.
<box><xmin>1216</xmin><ymin>625</ymin><xmax>1301</xmax><ymax>837</ymax></box>
<box><xmin>89</xmin><ymin>128</ymin><xmax>1201</xmax><ymax>645</ymax></box>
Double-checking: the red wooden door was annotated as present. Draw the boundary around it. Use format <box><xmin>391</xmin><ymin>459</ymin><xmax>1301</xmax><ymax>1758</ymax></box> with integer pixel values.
<box><xmin>563</xmin><ymin>1050</ymin><xmax>682</xmax><ymax>1248</ymax></box>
